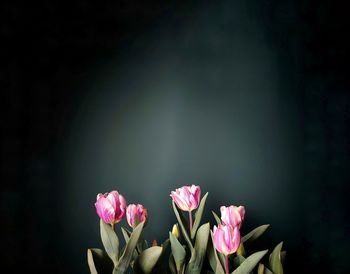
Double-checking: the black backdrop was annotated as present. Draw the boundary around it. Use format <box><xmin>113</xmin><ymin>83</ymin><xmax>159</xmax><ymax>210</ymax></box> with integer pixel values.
<box><xmin>2</xmin><ymin>0</ymin><xmax>350</xmax><ymax>273</ymax></box>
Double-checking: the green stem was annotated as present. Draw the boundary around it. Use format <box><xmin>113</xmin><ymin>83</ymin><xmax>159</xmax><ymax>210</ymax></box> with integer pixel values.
<box><xmin>189</xmin><ymin>211</ymin><xmax>193</xmax><ymax>233</ymax></box>
<box><xmin>225</xmin><ymin>255</ymin><xmax>229</xmax><ymax>274</ymax></box>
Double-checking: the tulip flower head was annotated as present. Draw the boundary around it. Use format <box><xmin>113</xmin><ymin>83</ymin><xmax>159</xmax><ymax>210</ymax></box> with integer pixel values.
<box><xmin>126</xmin><ymin>204</ymin><xmax>148</xmax><ymax>228</ymax></box>
<box><xmin>220</xmin><ymin>205</ymin><xmax>245</xmax><ymax>229</ymax></box>
<box><xmin>95</xmin><ymin>191</ymin><xmax>126</xmax><ymax>225</ymax></box>
<box><xmin>170</xmin><ymin>185</ymin><xmax>201</xmax><ymax>212</ymax></box>
<box><xmin>212</xmin><ymin>224</ymin><xmax>241</xmax><ymax>256</ymax></box>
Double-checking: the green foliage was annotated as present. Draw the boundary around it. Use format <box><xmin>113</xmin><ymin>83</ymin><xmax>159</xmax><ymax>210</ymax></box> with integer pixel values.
<box><xmin>241</xmin><ymin>224</ymin><xmax>270</xmax><ymax>244</ymax></box>
<box><xmin>186</xmin><ymin>223</ymin><xmax>210</xmax><ymax>274</ymax></box>
<box><xmin>114</xmin><ymin>222</ymin><xmax>144</xmax><ymax>273</ymax></box>
<box><xmin>172</xmin><ymin>202</ymin><xmax>194</xmax><ymax>251</ymax></box>
<box><xmin>87</xmin><ymin>248</ymin><xmax>114</xmax><ymax>274</ymax></box>
<box><xmin>232</xmin><ymin>250</ymin><xmax>268</xmax><ymax>274</ymax></box>
<box><xmin>133</xmin><ymin>246</ymin><xmax>163</xmax><ymax>274</ymax></box>
<box><xmin>89</xmin><ymin>190</ymin><xmax>285</xmax><ymax>274</ymax></box>
<box><xmin>100</xmin><ymin>220</ymin><xmax>119</xmax><ymax>266</ymax></box>
<box><xmin>191</xmin><ymin>192</ymin><xmax>208</xmax><ymax>239</ymax></box>
<box><xmin>169</xmin><ymin>231</ymin><xmax>186</xmax><ymax>273</ymax></box>
<box><xmin>269</xmin><ymin>242</ymin><xmax>284</xmax><ymax>274</ymax></box>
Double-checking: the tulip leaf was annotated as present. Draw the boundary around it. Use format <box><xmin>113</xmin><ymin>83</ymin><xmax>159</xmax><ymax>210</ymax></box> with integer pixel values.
<box><xmin>133</xmin><ymin>246</ymin><xmax>163</xmax><ymax>274</ymax></box>
<box><xmin>232</xmin><ymin>249</ymin><xmax>268</xmax><ymax>274</ymax></box>
<box><xmin>212</xmin><ymin>211</ymin><xmax>221</xmax><ymax>225</ymax></box>
<box><xmin>207</xmin><ymin>233</ymin><xmax>218</xmax><ymax>272</ymax></box>
<box><xmin>241</xmin><ymin>224</ymin><xmax>270</xmax><ymax>244</ymax></box>
<box><xmin>169</xmin><ymin>231</ymin><xmax>186</xmax><ymax>273</ymax></box>
<box><xmin>172</xmin><ymin>202</ymin><xmax>194</xmax><ymax>251</ymax></box>
<box><xmin>186</xmin><ymin>222</ymin><xmax>210</xmax><ymax>274</ymax></box>
<box><xmin>280</xmin><ymin>250</ymin><xmax>286</xmax><ymax>265</ymax></box>
<box><xmin>121</xmin><ymin>227</ymin><xmax>131</xmax><ymax>243</ymax></box>
<box><xmin>265</xmin><ymin>267</ymin><xmax>274</xmax><ymax>274</ymax></box>
<box><xmin>258</xmin><ymin>263</ymin><xmax>264</xmax><ymax>274</ymax></box>
<box><xmin>114</xmin><ymin>222</ymin><xmax>144</xmax><ymax>274</ymax></box>
<box><xmin>236</xmin><ymin>243</ymin><xmax>246</xmax><ymax>257</ymax></box>
<box><xmin>100</xmin><ymin>220</ymin><xmax>119</xmax><ymax>266</ymax></box>
<box><xmin>258</xmin><ymin>263</ymin><xmax>274</xmax><ymax>274</ymax></box>
<box><xmin>269</xmin><ymin>242</ymin><xmax>284</xmax><ymax>274</ymax></box>
<box><xmin>209</xmin><ymin>232</ymin><xmax>225</xmax><ymax>274</ymax></box>
<box><xmin>233</xmin><ymin>255</ymin><xmax>245</xmax><ymax>268</ymax></box>
<box><xmin>191</xmin><ymin>192</ymin><xmax>208</xmax><ymax>239</ymax></box>
<box><xmin>169</xmin><ymin>254</ymin><xmax>177</xmax><ymax>274</ymax></box>
<box><xmin>151</xmin><ymin>239</ymin><xmax>170</xmax><ymax>274</ymax></box>
<box><xmin>87</xmin><ymin>248</ymin><xmax>114</xmax><ymax>274</ymax></box>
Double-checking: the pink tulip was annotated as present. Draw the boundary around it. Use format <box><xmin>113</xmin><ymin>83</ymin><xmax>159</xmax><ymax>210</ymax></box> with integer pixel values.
<box><xmin>220</xmin><ymin>205</ymin><xmax>245</xmax><ymax>229</ymax></box>
<box><xmin>170</xmin><ymin>185</ymin><xmax>201</xmax><ymax>212</ymax></box>
<box><xmin>95</xmin><ymin>191</ymin><xmax>126</xmax><ymax>225</ymax></box>
<box><xmin>126</xmin><ymin>204</ymin><xmax>148</xmax><ymax>228</ymax></box>
<box><xmin>212</xmin><ymin>224</ymin><xmax>241</xmax><ymax>256</ymax></box>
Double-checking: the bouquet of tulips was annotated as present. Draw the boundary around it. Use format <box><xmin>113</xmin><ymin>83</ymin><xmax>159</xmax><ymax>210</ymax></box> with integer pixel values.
<box><xmin>87</xmin><ymin>185</ymin><xmax>285</xmax><ymax>274</ymax></box>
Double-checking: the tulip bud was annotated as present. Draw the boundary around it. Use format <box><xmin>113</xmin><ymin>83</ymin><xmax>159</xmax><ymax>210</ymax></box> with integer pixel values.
<box><xmin>171</xmin><ymin>224</ymin><xmax>180</xmax><ymax>239</ymax></box>
<box><xmin>170</xmin><ymin>185</ymin><xmax>201</xmax><ymax>212</ymax></box>
<box><xmin>126</xmin><ymin>204</ymin><xmax>148</xmax><ymax>228</ymax></box>
<box><xmin>220</xmin><ymin>205</ymin><xmax>245</xmax><ymax>229</ymax></box>
<box><xmin>95</xmin><ymin>191</ymin><xmax>126</xmax><ymax>225</ymax></box>
<box><xmin>212</xmin><ymin>224</ymin><xmax>240</xmax><ymax>256</ymax></box>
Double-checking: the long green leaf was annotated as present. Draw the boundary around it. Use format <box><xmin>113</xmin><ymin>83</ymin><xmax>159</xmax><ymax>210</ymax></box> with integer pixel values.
<box><xmin>280</xmin><ymin>250</ymin><xmax>286</xmax><ymax>265</ymax></box>
<box><xmin>258</xmin><ymin>263</ymin><xmax>264</xmax><ymax>274</ymax></box>
<box><xmin>87</xmin><ymin>249</ymin><xmax>98</xmax><ymax>274</ymax></box>
<box><xmin>169</xmin><ymin>254</ymin><xmax>177</xmax><ymax>274</ymax></box>
<box><xmin>133</xmin><ymin>246</ymin><xmax>163</xmax><ymax>274</ymax></box>
<box><xmin>232</xmin><ymin>250</ymin><xmax>268</xmax><ymax>274</ymax></box>
<box><xmin>212</xmin><ymin>211</ymin><xmax>221</xmax><ymax>225</ymax></box>
<box><xmin>207</xmin><ymin>235</ymin><xmax>217</xmax><ymax>272</ymax></box>
<box><xmin>87</xmin><ymin>248</ymin><xmax>114</xmax><ymax>274</ymax></box>
<box><xmin>100</xmin><ymin>220</ymin><xmax>119</xmax><ymax>266</ymax></box>
<box><xmin>169</xmin><ymin>231</ymin><xmax>186</xmax><ymax>273</ymax></box>
<box><xmin>121</xmin><ymin>227</ymin><xmax>131</xmax><ymax>243</ymax></box>
<box><xmin>186</xmin><ymin>223</ymin><xmax>210</xmax><ymax>274</ymax></box>
<box><xmin>258</xmin><ymin>263</ymin><xmax>274</xmax><ymax>274</ymax></box>
<box><xmin>269</xmin><ymin>242</ymin><xmax>283</xmax><ymax>274</ymax></box>
<box><xmin>191</xmin><ymin>192</ymin><xmax>208</xmax><ymax>239</ymax></box>
<box><xmin>233</xmin><ymin>255</ymin><xmax>245</xmax><ymax>268</ymax></box>
<box><xmin>172</xmin><ymin>202</ymin><xmax>193</xmax><ymax>251</ymax></box>
<box><xmin>151</xmin><ymin>239</ymin><xmax>170</xmax><ymax>274</ymax></box>
<box><xmin>114</xmin><ymin>222</ymin><xmax>144</xmax><ymax>274</ymax></box>
<box><xmin>242</xmin><ymin>224</ymin><xmax>270</xmax><ymax>244</ymax></box>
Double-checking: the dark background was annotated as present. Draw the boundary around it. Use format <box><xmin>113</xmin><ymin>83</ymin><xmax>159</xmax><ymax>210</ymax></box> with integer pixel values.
<box><xmin>1</xmin><ymin>0</ymin><xmax>349</xmax><ymax>273</ymax></box>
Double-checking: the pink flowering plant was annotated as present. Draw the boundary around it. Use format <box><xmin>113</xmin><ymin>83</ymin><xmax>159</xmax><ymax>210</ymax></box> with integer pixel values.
<box><xmin>88</xmin><ymin>185</ymin><xmax>285</xmax><ymax>274</ymax></box>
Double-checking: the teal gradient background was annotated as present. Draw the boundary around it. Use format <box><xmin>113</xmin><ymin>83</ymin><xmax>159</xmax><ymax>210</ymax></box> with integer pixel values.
<box><xmin>1</xmin><ymin>0</ymin><xmax>349</xmax><ymax>273</ymax></box>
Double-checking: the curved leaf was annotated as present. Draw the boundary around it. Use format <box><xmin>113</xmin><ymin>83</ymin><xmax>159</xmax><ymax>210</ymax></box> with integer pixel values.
<box><xmin>242</xmin><ymin>224</ymin><xmax>270</xmax><ymax>244</ymax></box>
<box><xmin>212</xmin><ymin>211</ymin><xmax>221</xmax><ymax>225</ymax></box>
<box><xmin>233</xmin><ymin>255</ymin><xmax>245</xmax><ymax>268</ymax></box>
<box><xmin>133</xmin><ymin>246</ymin><xmax>163</xmax><ymax>274</ymax></box>
<box><xmin>232</xmin><ymin>250</ymin><xmax>268</xmax><ymax>274</ymax></box>
<box><xmin>100</xmin><ymin>220</ymin><xmax>119</xmax><ymax>266</ymax></box>
<box><xmin>191</xmin><ymin>192</ymin><xmax>208</xmax><ymax>239</ymax></box>
<box><xmin>269</xmin><ymin>242</ymin><xmax>283</xmax><ymax>274</ymax></box>
<box><xmin>172</xmin><ymin>202</ymin><xmax>193</xmax><ymax>251</ymax></box>
<box><xmin>114</xmin><ymin>222</ymin><xmax>144</xmax><ymax>274</ymax></box>
<box><xmin>169</xmin><ymin>231</ymin><xmax>186</xmax><ymax>273</ymax></box>
<box><xmin>87</xmin><ymin>248</ymin><xmax>114</xmax><ymax>274</ymax></box>
<box><xmin>186</xmin><ymin>223</ymin><xmax>210</xmax><ymax>274</ymax></box>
